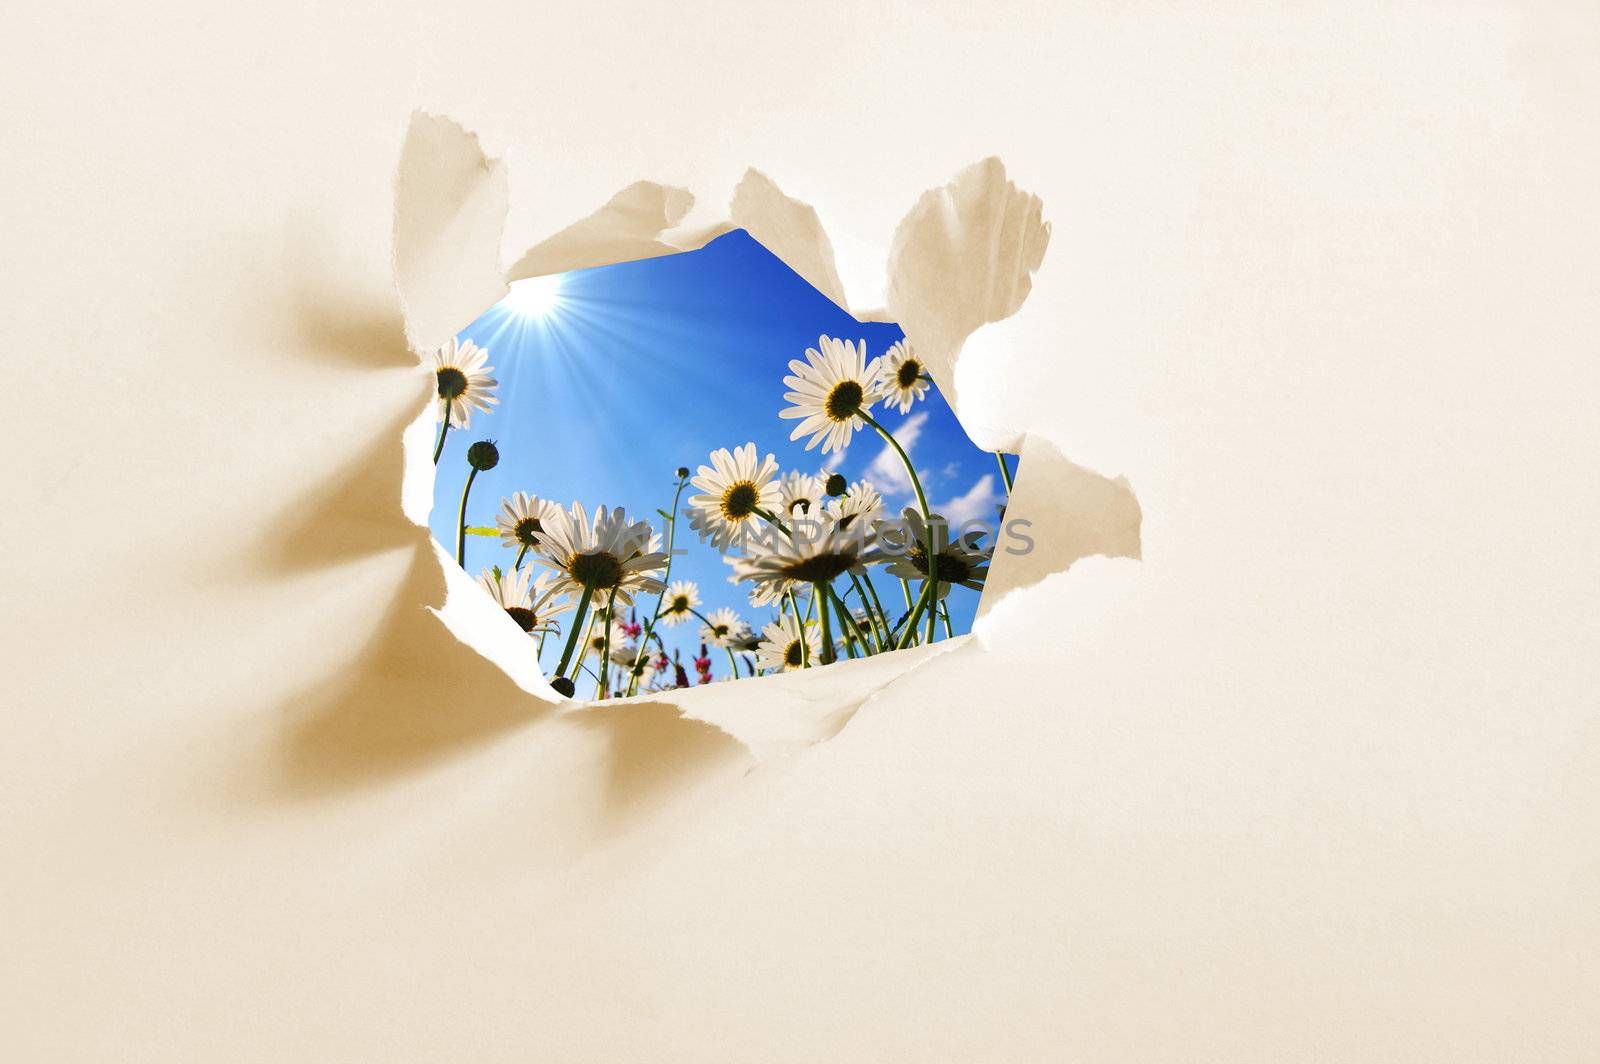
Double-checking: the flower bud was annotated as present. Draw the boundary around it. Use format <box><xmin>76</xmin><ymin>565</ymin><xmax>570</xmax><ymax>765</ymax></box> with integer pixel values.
<box><xmin>676</xmin><ymin>466</ymin><xmax>690</xmax><ymax>480</ymax></box>
<box><xmin>467</xmin><ymin>440</ymin><xmax>500</xmax><ymax>471</ymax></box>
<box><xmin>825</xmin><ymin>473</ymin><xmax>848</xmax><ymax>497</ymax></box>
<box><xmin>551</xmin><ymin>676</ymin><xmax>575</xmax><ymax>698</ymax></box>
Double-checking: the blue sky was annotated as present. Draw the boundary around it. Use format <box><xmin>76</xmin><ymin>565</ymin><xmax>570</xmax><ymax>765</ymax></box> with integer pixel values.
<box><xmin>430</xmin><ymin>229</ymin><xmax>1004</xmax><ymax>676</ymax></box>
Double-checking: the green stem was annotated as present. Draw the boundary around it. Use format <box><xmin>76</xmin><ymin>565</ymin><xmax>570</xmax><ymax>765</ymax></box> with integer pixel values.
<box><xmin>553</xmin><ymin>585</ymin><xmax>594</xmax><ymax>681</ymax></box>
<box><xmin>725</xmin><ymin>647</ymin><xmax>741</xmax><ymax>679</ymax></box>
<box><xmin>859</xmin><ymin>409</ymin><xmax>939</xmax><ymax>642</ymax></box>
<box><xmin>842</xmin><ymin>573</ymin><xmax>876</xmax><ymax>649</ymax></box>
<box><xmin>513</xmin><ymin>544</ymin><xmax>529</xmax><ymax>570</ymax></box>
<box><xmin>833</xmin><ymin>598</ymin><xmax>858</xmax><ymax>659</ymax></box>
<box><xmin>994</xmin><ymin>450</ymin><xmax>1014</xmax><ymax>496</ymax></box>
<box><xmin>896</xmin><ymin>580</ymin><xmax>934</xmax><ymax>650</ymax></box>
<box><xmin>626</xmin><ymin>474</ymin><xmax>688</xmax><ymax>696</ymax></box>
<box><xmin>860</xmin><ymin>410</ymin><xmax>931</xmax><ymax>517</ymax></box>
<box><xmin>597</xmin><ymin>588</ymin><xmax>618</xmax><ymax>699</ymax></box>
<box><xmin>940</xmin><ymin>601</ymin><xmax>955</xmax><ymax>639</ymax></box>
<box><xmin>785</xmin><ymin>589</ymin><xmax>810</xmax><ymax>667</ymax></box>
<box><xmin>432</xmin><ymin>399</ymin><xmax>452</xmax><ymax>464</ymax></box>
<box><xmin>455</xmin><ymin>466</ymin><xmax>479</xmax><ymax>568</ymax></box>
<box><xmin>816</xmin><ymin>583</ymin><xmax>835</xmax><ymax>664</ymax></box>
<box><xmin>851</xmin><ymin>572</ymin><xmax>890</xmax><ymax>650</ymax></box>
<box><xmin>753</xmin><ymin>506</ymin><xmax>791</xmax><ymax>536</ymax></box>
<box><xmin>827</xmin><ymin>585</ymin><xmax>869</xmax><ymax>658</ymax></box>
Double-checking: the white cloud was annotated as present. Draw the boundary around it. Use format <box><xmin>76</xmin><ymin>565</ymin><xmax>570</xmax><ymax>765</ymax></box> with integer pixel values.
<box><xmin>936</xmin><ymin>474</ymin><xmax>1000</xmax><ymax>528</ymax></box>
<box><xmin>867</xmin><ymin>411</ymin><xmax>929</xmax><ymax>493</ymax></box>
<box><xmin>821</xmin><ymin>447</ymin><xmax>847</xmax><ymax>472</ymax></box>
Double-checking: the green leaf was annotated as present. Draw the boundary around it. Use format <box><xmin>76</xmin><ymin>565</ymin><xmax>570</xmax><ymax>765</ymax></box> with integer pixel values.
<box><xmin>464</xmin><ymin>526</ymin><xmax>499</xmax><ymax>537</ymax></box>
<box><xmin>655</xmin><ymin>509</ymin><xmax>672</xmax><ymax>521</ymax></box>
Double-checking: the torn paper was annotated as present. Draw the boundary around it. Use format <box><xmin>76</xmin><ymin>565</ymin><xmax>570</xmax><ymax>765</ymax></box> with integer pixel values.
<box><xmin>392</xmin><ymin>110</ymin><xmax>1141</xmax><ymax>758</ymax></box>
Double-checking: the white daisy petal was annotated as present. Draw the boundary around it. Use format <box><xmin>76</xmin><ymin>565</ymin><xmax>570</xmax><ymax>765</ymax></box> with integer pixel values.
<box><xmin>775</xmin><ymin>335</ymin><xmax>887</xmax><ymax>455</ymax></box>
<box><xmin>432</xmin><ymin>336</ymin><xmax>499</xmax><ymax>429</ymax></box>
<box><xmin>684</xmin><ymin>442</ymin><xmax>784</xmax><ymax>551</ymax></box>
<box><xmin>753</xmin><ymin>614</ymin><xmax>820</xmax><ymax>672</ymax></box>
<box><xmin>698</xmin><ymin>606</ymin><xmax>749</xmax><ymax>648</ymax></box>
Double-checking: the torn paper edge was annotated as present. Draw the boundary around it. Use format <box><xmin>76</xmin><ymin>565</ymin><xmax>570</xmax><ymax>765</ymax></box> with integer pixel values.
<box><xmin>391</xmin><ymin>110</ymin><xmax>1141</xmax><ymax>759</ymax></box>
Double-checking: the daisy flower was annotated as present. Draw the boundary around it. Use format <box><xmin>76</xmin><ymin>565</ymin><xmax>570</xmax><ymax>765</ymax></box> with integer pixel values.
<box><xmin>608</xmin><ymin>640</ymin><xmax>644</xmax><ymax>668</ymax></box>
<box><xmin>754</xmin><ymin>614</ymin><xmax>820</xmax><ymax>672</ymax></box>
<box><xmin>686</xmin><ymin>443</ymin><xmax>783</xmax><ymax>550</ymax></box>
<box><xmin>825</xmin><ymin>479</ymin><xmax>885</xmax><ymax>533</ymax></box>
<box><xmin>777</xmin><ymin>471</ymin><xmax>827</xmax><ymax>518</ymax></box>
<box><xmin>586</xmin><ymin>619</ymin><xmax>631</xmax><ymax>660</ymax></box>
<box><xmin>778</xmin><ymin>335</ymin><xmax>885</xmax><ymax>454</ymax></box>
<box><xmin>738</xmin><ymin>571</ymin><xmax>797</xmax><ymax>608</ymax></box>
<box><xmin>698</xmin><ymin>606</ymin><xmax>749</xmax><ymax>648</ymax></box>
<box><xmin>880</xmin><ymin>508</ymin><xmax>992</xmax><ymax>598</ymax></box>
<box><xmin>729</xmin><ymin>520</ymin><xmax>872</xmax><ymax>602</ymax></box>
<box><xmin>658</xmin><ymin>580</ymin><xmax>702</xmax><ymax>627</ymax></box>
<box><xmin>475</xmin><ymin>567</ymin><xmax>570</xmax><ymax>633</ymax></box>
<box><xmin>495</xmin><ymin>492</ymin><xmax>560</xmax><ymax>555</ymax></box>
<box><xmin>530</xmin><ymin>502</ymin><xmax>668</xmax><ymax>608</ymax></box>
<box><xmin>432</xmin><ymin>336</ymin><xmax>497</xmax><ymax>428</ymax></box>
<box><xmin>878</xmin><ymin>339</ymin><xmax>930</xmax><ymax>415</ymax></box>
<box><xmin>615</xmin><ymin>655</ymin><xmax>657</xmax><ymax>692</ymax></box>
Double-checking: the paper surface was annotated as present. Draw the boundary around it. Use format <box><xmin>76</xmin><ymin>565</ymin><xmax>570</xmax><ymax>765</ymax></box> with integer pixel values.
<box><xmin>5</xmin><ymin>5</ymin><xmax>1598</xmax><ymax>1060</ymax></box>
<box><xmin>395</xmin><ymin>112</ymin><xmax>1140</xmax><ymax>755</ymax></box>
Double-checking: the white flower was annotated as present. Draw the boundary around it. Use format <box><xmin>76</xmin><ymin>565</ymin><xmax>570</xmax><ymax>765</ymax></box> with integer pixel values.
<box><xmin>825</xmin><ymin>479</ymin><xmax>885</xmax><ymax>532</ymax></box>
<box><xmin>754</xmin><ymin>614</ymin><xmax>820</xmax><ymax>672</ymax></box>
<box><xmin>737</xmin><ymin>570</ymin><xmax>796</xmax><ymax>608</ymax></box>
<box><xmin>686</xmin><ymin>443</ymin><xmax>783</xmax><ymax>550</ymax></box>
<box><xmin>618</xmin><ymin>656</ymin><xmax>657</xmax><ymax>691</ymax></box>
<box><xmin>432</xmin><ymin>336</ymin><xmax>497</xmax><ymax>428</ymax></box>
<box><xmin>877</xmin><ymin>339</ymin><xmax>930</xmax><ymax>415</ymax></box>
<box><xmin>585</xmin><ymin>619</ymin><xmax>631</xmax><ymax>660</ymax></box>
<box><xmin>592</xmin><ymin>595</ymin><xmax>630</xmax><ymax>627</ymax></box>
<box><xmin>879</xmin><ymin>508</ymin><xmax>992</xmax><ymax>599</ymax></box>
<box><xmin>699</xmin><ymin>606</ymin><xmax>748</xmax><ymax>648</ymax></box>
<box><xmin>777</xmin><ymin>471</ymin><xmax>826</xmax><ymax>518</ymax></box>
<box><xmin>778</xmin><ymin>336</ymin><xmax>884</xmax><ymax>454</ymax></box>
<box><xmin>475</xmin><ymin>567</ymin><xmax>570</xmax><ymax>633</ymax></box>
<box><xmin>495</xmin><ymin>492</ymin><xmax>561</xmax><ymax>553</ymax></box>
<box><xmin>729</xmin><ymin>519</ymin><xmax>872</xmax><ymax>600</ymax></box>
<box><xmin>659</xmin><ymin>580</ymin><xmax>702</xmax><ymax>627</ymax></box>
<box><xmin>529</xmin><ymin>502</ymin><xmax>668</xmax><ymax>607</ymax></box>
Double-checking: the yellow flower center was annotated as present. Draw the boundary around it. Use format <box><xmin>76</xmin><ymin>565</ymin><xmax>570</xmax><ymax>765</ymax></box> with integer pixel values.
<box><xmin>436</xmin><ymin>366</ymin><xmax>468</xmax><ymax>399</ymax></box>
<box><xmin>824</xmin><ymin>379</ymin><xmax>864</xmax><ymax>421</ymax></box>
<box><xmin>513</xmin><ymin>517</ymin><xmax>543</xmax><ymax>545</ymax></box>
<box><xmin>721</xmin><ymin>481</ymin><xmax>759</xmax><ymax>520</ymax></box>
<box><xmin>911</xmin><ymin>548</ymin><xmax>972</xmax><ymax>585</ymax></box>
<box><xmin>569</xmin><ymin>551</ymin><xmax>624</xmax><ymax>590</ymax></box>
<box><xmin>779</xmin><ymin>551</ymin><xmax>858</xmax><ymax>584</ymax></box>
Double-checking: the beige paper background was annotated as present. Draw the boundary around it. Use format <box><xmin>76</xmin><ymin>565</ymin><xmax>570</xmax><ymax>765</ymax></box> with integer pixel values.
<box><xmin>4</xmin><ymin>2</ymin><xmax>1598</xmax><ymax>1060</ymax></box>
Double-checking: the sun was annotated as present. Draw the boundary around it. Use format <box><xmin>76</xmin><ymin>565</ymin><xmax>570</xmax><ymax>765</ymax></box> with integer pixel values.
<box><xmin>501</xmin><ymin>274</ymin><xmax>564</xmax><ymax>319</ymax></box>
